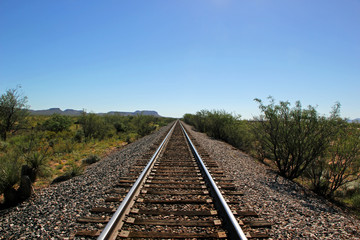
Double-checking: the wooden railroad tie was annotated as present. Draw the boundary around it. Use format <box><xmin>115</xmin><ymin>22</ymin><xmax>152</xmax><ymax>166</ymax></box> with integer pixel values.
<box><xmin>118</xmin><ymin>230</ymin><xmax>227</xmax><ymax>239</ymax></box>
<box><xmin>125</xmin><ymin>217</ymin><xmax>222</xmax><ymax>227</ymax></box>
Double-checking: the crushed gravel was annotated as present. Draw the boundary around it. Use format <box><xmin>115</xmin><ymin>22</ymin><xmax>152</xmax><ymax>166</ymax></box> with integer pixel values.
<box><xmin>182</xmin><ymin>122</ymin><xmax>360</xmax><ymax>240</ymax></box>
<box><xmin>0</xmin><ymin>123</ymin><xmax>172</xmax><ymax>239</ymax></box>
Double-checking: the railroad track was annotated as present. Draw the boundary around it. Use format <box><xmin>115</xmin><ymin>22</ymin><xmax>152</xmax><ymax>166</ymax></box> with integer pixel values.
<box><xmin>74</xmin><ymin>121</ymin><xmax>271</xmax><ymax>239</ymax></box>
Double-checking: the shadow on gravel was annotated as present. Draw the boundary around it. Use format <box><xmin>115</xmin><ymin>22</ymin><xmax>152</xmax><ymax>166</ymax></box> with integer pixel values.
<box><xmin>264</xmin><ymin>169</ymin><xmax>338</xmax><ymax>214</ymax></box>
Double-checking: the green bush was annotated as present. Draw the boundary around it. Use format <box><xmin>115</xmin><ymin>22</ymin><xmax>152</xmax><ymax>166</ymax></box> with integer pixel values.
<box><xmin>42</xmin><ymin>114</ymin><xmax>72</xmax><ymax>133</ymax></box>
<box><xmin>184</xmin><ymin>110</ymin><xmax>208</xmax><ymax>133</ymax></box>
<box><xmin>306</xmin><ymin>122</ymin><xmax>360</xmax><ymax>197</ymax></box>
<box><xmin>114</xmin><ymin>122</ymin><xmax>126</xmax><ymax>133</ymax></box>
<box><xmin>204</xmin><ymin>110</ymin><xmax>237</xmax><ymax>140</ymax></box>
<box><xmin>251</xmin><ymin>122</ymin><xmax>270</xmax><ymax>162</ymax></box>
<box><xmin>351</xmin><ymin>193</ymin><xmax>360</xmax><ymax>209</ymax></box>
<box><xmin>78</xmin><ymin>112</ymin><xmax>112</xmax><ymax>140</ymax></box>
<box><xmin>224</xmin><ymin>119</ymin><xmax>254</xmax><ymax>152</ymax></box>
<box><xmin>74</xmin><ymin>129</ymin><xmax>85</xmax><ymax>143</ymax></box>
<box><xmin>134</xmin><ymin>114</ymin><xmax>157</xmax><ymax>137</ymax></box>
<box><xmin>183</xmin><ymin>110</ymin><xmax>253</xmax><ymax>151</ymax></box>
<box><xmin>125</xmin><ymin>133</ymin><xmax>137</xmax><ymax>143</ymax></box>
<box><xmin>0</xmin><ymin>153</ymin><xmax>22</xmax><ymax>202</ymax></box>
<box><xmin>24</xmin><ymin>151</ymin><xmax>50</xmax><ymax>182</ymax></box>
<box><xmin>52</xmin><ymin>138</ymin><xmax>75</xmax><ymax>154</ymax></box>
<box><xmin>66</xmin><ymin>163</ymin><xmax>83</xmax><ymax>177</ymax></box>
<box><xmin>0</xmin><ymin>87</ymin><xmax>29</xmax><ymax>141</ymax></box>
<box><xmin>253</xmin><ymin>97</ymin><xmax>340</xmax><ymax>180</ymax></box>
<box><xmin>6</xmin><ymin>131</ymin><xmax>52</xmax><ymax>183</ymax></box>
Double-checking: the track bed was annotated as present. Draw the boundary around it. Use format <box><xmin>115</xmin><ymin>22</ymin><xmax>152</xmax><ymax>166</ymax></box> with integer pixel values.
<box><xmin>74</xmin><ymin>121</ymin><xmax>271</xmax><ymax>239</ymax></box>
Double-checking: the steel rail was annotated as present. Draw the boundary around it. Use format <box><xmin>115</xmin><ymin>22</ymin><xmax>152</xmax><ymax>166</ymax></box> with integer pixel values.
<box><xmin>98</xmin><ymin>121</ymin><xmax>177</xmax><ymax>240</ymax></box>
<box><xmin>180</xmin><ymin>122</ymin><xmax>248</xmax><ymax>240</ymax></box>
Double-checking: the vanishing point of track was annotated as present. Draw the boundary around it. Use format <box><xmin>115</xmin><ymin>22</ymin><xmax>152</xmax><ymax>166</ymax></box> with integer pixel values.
<box><xmin>74</xmin><ymin>121</ymin><xmax>271</xmax><ymax>239</ymax></box>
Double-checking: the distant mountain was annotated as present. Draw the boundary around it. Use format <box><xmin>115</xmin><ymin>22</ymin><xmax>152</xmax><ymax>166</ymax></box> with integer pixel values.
<box><xmin>30</xmin><ymin>108</ymin><xmax>162</xmax><ymax>117</ymax></box>
<box><xmin>106</xmin><ymin>110</ymin><xmax>161</xmax><ymax>117</ymax></box>
<box><xmin>29</xmin><ymin>108</ymin><xmax>78</xmax><ymax>116</ymax></box>
<box><xmin>348</xmin><ymin>118</ymin><xmax>360</xmax><ymax>123</ymax></box>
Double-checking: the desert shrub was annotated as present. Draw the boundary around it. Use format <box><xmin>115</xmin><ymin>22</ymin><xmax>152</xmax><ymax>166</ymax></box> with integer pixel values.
<box><xmin>74</xmin><ymin>129</ymin><xmax>85</xmax><ymax>143</ymax></box>
<box><xmin>0</xmin><ymin>86</ymin><xmax>29</xmax><ymax>141</ymax></box>
<box><xmin>184</xmin><ymin>110</ymin><xmax>230</xmax><ymax>138</ymax></box>
<box><xmin>125</xmin><ymin>133</ymin><xmax>137</xmax><ymax>143</ymax></box>
<box><xmin>104</xmin><ymin>115</ymin><xmax>128</xmax><ymax>133</ymax></box>
<box><xmin>82</xmin><ymin>154</ymin><xmax>100</xmax><ymax>165</ymax></box>
<box><xmin>0</xmin><ymin>153</ymin><xmax>22</xmax><ymax>203</ymax></box>
<box><xmin>52</xmin><ymin>138</ymin><xmax>75</xmax><ymax>154</ymax></box>
<box><xmin>183</xmin><ymin>110</ymin><xmax>253</xmax><ymax>151</ymax></box>
<box><xmin>253</xmin><ymin>97</ymin><xmax>340</xmax><ymax>180</ymax></box>
<box><xmin>351</xmin><ymin>193</ymin><xmax>360</xmax><ymax>209</ymax></box>
<box><xmin>66</xmin><ymin>163</ymin><xmax>83</xmax><ymax>176</ymax></box>
<box><xmin>13</xmin><ymin>131</ymin><xmax>50</xmax><ymax>156</ymax></box>
<box><xmin>0</xmin><ymin>154</ymin><xmax>21</xmax><ymax>192</ymax></box>
<box><xmin>204</xmin><ymin>110</ymin><xmax>237</xmax><ymax>140</ymax></box>
<box><xmin>24</xmin><ymin>151</ymin><xmax>50</xmax><ymax>182</ymax></box>
<box><xmin>250</xmin><ymin>121</ymin><xmax>271</xmax><ymax>162</ymax></box>
<box><xmin>42</xmin><ymin>114</ymin><xmax>72</xmax><ymax>133</ymax></box>
<box><xmin>133</xmin><ymin>114</ymin><xmax>156</xmax><ymax>137</ymax></box>
<box><xmin>78</xmin><ymin>112</ymin><xmax>112</xmax><ymax>140</ymax></box>
<box><xmin>186</xmin><ymin>110</ymin><xmax>208</xmax><ymax>132</ymax></box>
<box><xmin>7</xmin><ymin>131</ymin><xmax>52</xmax><ymax>183</ymax></box>
<box><xmin>223</xmin><ymin>120</ymin><xmax>254</xmax><ymax>152</ymax></box>
<box><xmin>114</xmin><ymin>122</ymin><xmax>127</xmax><ymax>133</ymax></box>
<box><xmin>306</xmin><ymin>122</ymin><xmax>360</xmax><ymax>197</ymax></box>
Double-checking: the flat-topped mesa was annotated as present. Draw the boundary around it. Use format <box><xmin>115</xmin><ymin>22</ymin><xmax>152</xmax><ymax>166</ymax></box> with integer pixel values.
<box><xmin>29</xmin><ymin>109</ymin><xmax>162</xmax><ymax>117</ymax></box>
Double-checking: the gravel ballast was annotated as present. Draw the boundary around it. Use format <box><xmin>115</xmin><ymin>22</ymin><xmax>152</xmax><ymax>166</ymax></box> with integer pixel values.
<box><xmin>183</xmin><ymin>123</ymin><xmax>360</xmax><ymax>240</ymax></box>
<box><xmin>0</xmin><ymin>123</ymin><xmax>172</xmax><ymax>239</ymax></box>
<box><xmin>1</xmin><ymin>121</ymin><xmax>359</xmax><ymax>239</ymax></box>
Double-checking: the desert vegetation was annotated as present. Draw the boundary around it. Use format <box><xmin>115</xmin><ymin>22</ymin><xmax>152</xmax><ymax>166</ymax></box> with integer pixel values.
<box><xmin>183</xmin><ymin>98</ymin><xmax>360</xmax><ymax>212</ymax></box>
<box><xmin>0</xmin><ymin>87</ymin><xmax>173</xmax><ymax>207</ymax></box>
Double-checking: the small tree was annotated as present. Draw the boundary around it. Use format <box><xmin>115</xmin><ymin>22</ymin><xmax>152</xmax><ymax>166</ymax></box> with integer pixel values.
<box><xmin>251</xmin><ymin>121</ymin><xmax>271</xmax><ymax>162</ymax></box>
<box><xmin>133</xmin><ymin>114</ymin><xmax>156</xmax><ymax>137</ymax></box>
<box><xmin>78</xmin><ymin>112</ymin><xmax>111</xmax><ymax>140</ymax></box>
<box><xmin>42</xmin><ymin>114</ymin><xmax>72</xmax><ymax>133</ymax></box>
<box><xmin>307</xmin><ymin>122</ymin><xmax>360</xmax><ymax>197</ymax></box>
<box><xmin>194</xmin><ymin>110</ymin><xmax>208</xmax><ymax>133</ymax></box>
<box><xmin>0</xmin><ymin>87</ymin><xmax>29</xmax><ymax>141</ymax></box>
<box><xmin>254</xmin><ymin>97</ymin><xmax>339</xmax><ymax>180</ymax></box>
<box><xmin>205</xmin><ymin>110</ymin><xmax>238</xmax><ymax>140</ymax></box>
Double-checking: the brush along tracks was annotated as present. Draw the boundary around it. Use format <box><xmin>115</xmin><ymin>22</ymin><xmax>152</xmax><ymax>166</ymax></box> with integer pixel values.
<box><xmin>74</xmin><ymin>121</ymin><xmax>271</xmax><ymax>239</ymax></box>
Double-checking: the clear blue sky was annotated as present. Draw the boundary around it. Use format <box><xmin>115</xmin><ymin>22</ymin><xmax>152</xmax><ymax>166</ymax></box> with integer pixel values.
<box><xmin>1</xmin><ymin>0</ymin><xmax>359</xmax><ymax>119</ymax></box>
